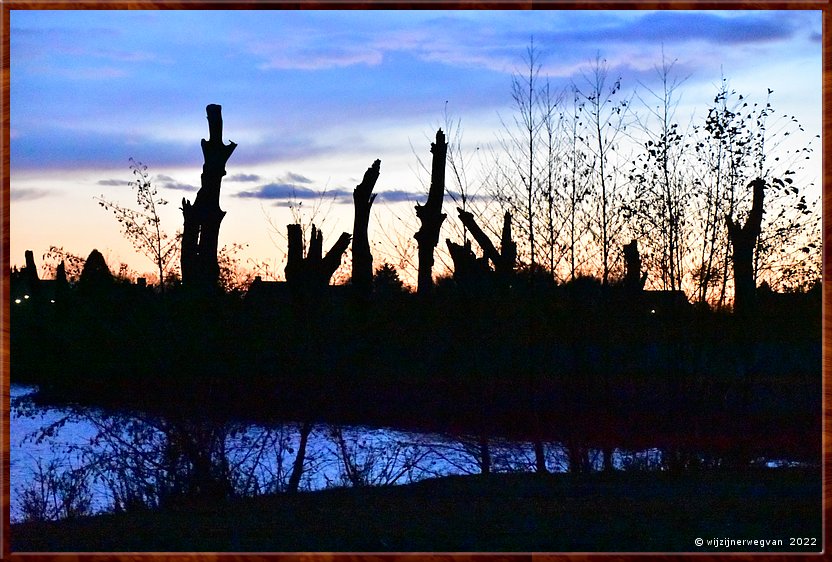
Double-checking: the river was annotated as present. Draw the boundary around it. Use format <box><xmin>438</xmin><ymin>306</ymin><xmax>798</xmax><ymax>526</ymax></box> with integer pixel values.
<box><xmin>10</xmin><ymin>383</ymin><xmax>802</xmax><ymax>523</ymax></box>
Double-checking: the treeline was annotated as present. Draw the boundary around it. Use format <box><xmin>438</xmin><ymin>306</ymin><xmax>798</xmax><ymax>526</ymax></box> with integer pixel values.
<box><xmin>438</xmin><ymin>49</ymin><xmax>820</xmax><ymax>307</ymax></box>
<box><xmin>19</xmin><ymin>46</ymin><xmax>821</xmax><ymax>311</ymax></box>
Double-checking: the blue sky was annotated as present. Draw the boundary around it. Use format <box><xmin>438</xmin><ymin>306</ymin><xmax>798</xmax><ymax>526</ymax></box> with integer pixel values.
<box><xmin>8</xmin><ymin>9</ymin><xmax>823</xmax><ymax>282</ymax></box>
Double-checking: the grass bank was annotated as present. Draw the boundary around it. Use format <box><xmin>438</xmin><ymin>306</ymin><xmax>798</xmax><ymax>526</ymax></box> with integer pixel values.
<box><xmin>11</xmin><ymin>468</ymin><xmax>821</xmax><ymax>553</ymax></box>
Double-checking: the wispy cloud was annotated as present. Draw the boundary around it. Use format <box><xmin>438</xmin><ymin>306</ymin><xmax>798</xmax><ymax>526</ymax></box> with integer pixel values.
<box><xmin>97</xmin><ymin>179</ymin><xmax>131</xmax><ymax>187</ymax></box>
<box><xmin>227</xmin><ymin>173</ymin><xmax>262</xmax><ymax>182</ymax></box>
<box><xmin>285</xmin><ymin>172</ymin><xmax>313</xmax><ymax>184</ymax></box>
<box><xmin>235</xmin><ymin>182</ymin><xmax>349</xmax><ymax>201</ymax></box>
<box><xmin>375</xmin><ymin>190</ymin><xmax>420</xmax><ymax>203</ymax></box>
<box><xmin>251</xmin><ymin>41</ymin><xmax>383</xmax><ymax>71</ymax></box>
<box><xmin>49</xmin><ymin>66</ymin><xmax>128</xmax><ymax>80</ymax></box>
<box><xmin>154</xmin><ymin>174</ymin><xmax>197</xmax><ymax>192</ymax></box>
<box><xmin>11</xmin><ymin>188</ymin><xmax>53</xmax><ymax>201</ymax></box>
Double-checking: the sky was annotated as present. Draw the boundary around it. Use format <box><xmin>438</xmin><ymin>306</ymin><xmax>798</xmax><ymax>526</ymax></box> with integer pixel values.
<box><xmin>7</xmin><ymin>9</ymin><xmax>823</xmax><ymax>284</ymax></box>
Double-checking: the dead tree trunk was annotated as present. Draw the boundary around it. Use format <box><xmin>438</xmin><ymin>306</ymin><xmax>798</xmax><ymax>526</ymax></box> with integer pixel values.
<box><xmin>445</xmin><ymin>239</ymin><xmax>489</xmax><ymax>283</ymax></box>
<box><xmin>352</xmin><ymin>159</ymin><xmax>381</xmax><ymax>296</ymax></box>
<box><xmin>726</xmin><ymin>179</ymin><xmax>765</xmax><ymax>317</ymax></box>
<box><xmin>285</xmin><ymin>224</ymin><xmax>351</xmax><ymax>290</ymax></box>
<box><xmin>414</xmin><ymin>129</ymin><xmax>447</xmax><ymax>296</ymax></box>
<box><xmin>181</xmin><ymin>104</ymin><xmax>237</xmax><ymax>290</ymax></box>
<box><xmin>456</xmin><ymin>208</ymin><xmax>516</xmax><ymax>278</ymax></box>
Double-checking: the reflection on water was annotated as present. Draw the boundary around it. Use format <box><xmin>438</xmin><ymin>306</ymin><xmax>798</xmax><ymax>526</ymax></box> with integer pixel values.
<box><xmin>9</xmin><ymin>384</ymin><xmax>802</xmax><ymax>523</ymax></box>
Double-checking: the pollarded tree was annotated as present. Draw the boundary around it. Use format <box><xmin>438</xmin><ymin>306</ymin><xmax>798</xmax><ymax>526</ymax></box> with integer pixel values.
<box><xmin>181</xmin><ymin>104</ymin><xmax>237</xmax><ymax>290</ymax></box>
<box><xmin>352</xmin><ymin>159</ymin><xmax>382</xmax><ymax>296</ymax></box>
<box><xmin>285</xmin><ymin>223</ymin><xmax>351</xmax><ymax>290</ymax></box>
<box><xmin>726</xmin><ymin>178</ymin><xmax>765</xmax><ymax>316</ymax></box>
<box><xmin>414</xmin><ymin>129</ymin><xmax>448</xmax><ymax>295</ymax></box>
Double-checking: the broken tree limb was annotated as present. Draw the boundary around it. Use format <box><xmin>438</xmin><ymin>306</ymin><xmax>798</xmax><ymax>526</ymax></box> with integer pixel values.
<box><xmin>352</xmin><ymin>159</ymin><xmax>381</xmax><ymax>295</ymax></box>
<box><xmin>414</xmin><ymin>129</ymin><xmax>447</xmax><ymax>295</ymax></box>
<box><xmin>320</xmin><ymin>232</ymin><xmax>352</xmax><ymax>283</ymax></box>
<box><xmin>456</xmin><ymin>208</ymin><xmax>516</xmax><ymax>277</ymax></box>
<box><xmin>446</xmin><ymin>239</ymin><xmax>489</xmax><ymax>283</ymax></box>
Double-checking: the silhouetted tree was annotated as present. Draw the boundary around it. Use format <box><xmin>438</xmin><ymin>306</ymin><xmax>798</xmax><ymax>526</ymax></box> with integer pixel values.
<box><xmin>495</xmin><ymin>39</ymin><xmax>544</xmax><ymax>270</ymax></box>
<box><xmin>627</xmin><ymin>55</ymin><xmax>690</xmax><ymax>293</ymax></box>
<box><xmin>622</xmin><ymin>239</ymin><xmax>648</xmax><ymax>294</ymax></box>
<box><xmin>181</xmin><ymin>104</ymin><xmax>237</xmax><ymax>290</ymax></box>
<box><xmin>372</xmin><ymin>262</ymin><xmax>405</xmax><ymax>295</ymax></box>
<box><xmin>576</xmin><ymin>54</ymin><xmax>630</xmax><ymax>286</ymax></box>
<box><xmin>727</xmin><ymin>178</ymin><xmax>765</xmax><ymax>316</ymax></box>
<box><xmin>286</xmin><ymin>421</ymin><xmax>313</xmax><ymax>494</ymax></box>
<box><xmin>539</xmin><ymin>79</ymin><xmax>566</xmax><ymax>278</ymax></box>
<box><xmin>414</xmin><ymin>129</ymin><xmax>447</xmax><ymax>295</ymax></box>
<box><xmin>563</xmin><ymin>85</ymin><xmax>592</xmax><ymax>280</ymax></box>
<box><xmin>457</xmin><ymin>208</ymin><xmax>517</xmax><ymax>278</ymax></box>
<box><xmin>96</xmin><ymin>159</ymin><xmax>179</xmax><ymax>292</ymax></box>
<box><xmin>352</xmin><ymin>159</ymin><xmax>381</xmax><ymax>296</ymax></box>
<box><xmin>446</xmin><ymin>208</ymin><xmax>517</xmax><ymax>292</ymax></box>
<box><xmin>78</xmin><ymin>249</ymin><xmax>113</xmax><ymax>294</ymax></box>
<box><xmin>445</xmin><ymin>239</ymin><xmax>489</xmax><ymax>285</ymax></box>
<box><xmin>22</xmin><ymin>250</ymin><xmax>41</xmax><ymax>299</ymax></box>
<box><xmin>284</xmin><ymin>223</ymin><xmax>351</xmax><ymax>290</ymax></box>
<box><xmin>42</xmin><ymin>247</ymin><xmax>86</xmax><ymax>283</ymax></box>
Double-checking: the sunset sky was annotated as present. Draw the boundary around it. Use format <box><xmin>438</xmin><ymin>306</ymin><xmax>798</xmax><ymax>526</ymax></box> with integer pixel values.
<box><xmin>8</xmin><ymin>9</ymin><xmax>822</xmax><ymax>284</ymax></box>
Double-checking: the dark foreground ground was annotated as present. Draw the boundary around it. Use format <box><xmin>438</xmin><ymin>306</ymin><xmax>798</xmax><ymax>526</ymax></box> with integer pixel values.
<box><xmin>12</xmin><ymin>468</ymin><xmax>821</xmax><ymax>553</ymax></box>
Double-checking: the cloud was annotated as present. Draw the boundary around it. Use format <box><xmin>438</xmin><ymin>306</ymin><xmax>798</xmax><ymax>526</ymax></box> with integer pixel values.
<box><xmin>540</xmin><ymin>11</ymin><xmax>799</xmax><ymax>48</ymax></box>
<box><xmin>285</xmin><ymin>172</ymin><xmax>313</xmax><ymax>184</ymax></box>
<box><xmin>375</xmin><ymin>190</ymin><xmax>420</xmax><ymax>203</ymax></box>
<box><xmin>11</xmin><ymin>188</ymin><xmax>53</xmax><ymax>201</ymax></box>
<box><xmin>97</xmin><ymin>179</ymin><xmax>131</xmax><ymax>186</ymax></box>
<box><xmin>75</xmin><ymin>46</ymin><xmax>174</xmax><ymax>65</ymax></box>
<box><xmin>49</xmin><ymin>66</ymin><xmax>128</xmax><ymax>80</ymax></box>
<box><xmin>150</xmin><ymin>174</ymin><xmax>196</xmax><ymax>191</ymax></box>
<box><xmin>235</xmin><ymin>182</ymin><xmax>350</xmax><ymax>201</ymax></box>
<box><xmin>227</xmin><ymin>173</ymin><xmax>262</xmax><ymax>182</ymax></box>
<box><xmin>159</xmin><ymin>181</ymin><xmax>197</xmax><ymax>192</ymax></box>
<box><xmin>10</xmin><ymin>129</ymin><xmax>198</xmax><ymax>171</ymax></box>
<box><xmin>251</xmin><ymin>42</ymin><xmax>383</xmax><ymax>71</ymax></box>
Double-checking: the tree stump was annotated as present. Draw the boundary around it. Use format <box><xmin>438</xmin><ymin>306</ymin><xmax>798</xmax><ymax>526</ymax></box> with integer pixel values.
<box><xmin>285</xmin><ymin>224</ymin><xmax>351</xmax><ymax>290</ymax></box>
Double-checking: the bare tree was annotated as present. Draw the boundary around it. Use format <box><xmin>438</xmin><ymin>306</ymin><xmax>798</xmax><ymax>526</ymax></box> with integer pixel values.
<box><xmin>575</xmin><ymin>54</ymin><xmax>630</xmax><ymax>285</ymax></box>
<box><xmin>96</xmin><ymin>158</ymin><xmax>180</xmax><ymax>290</ymax></box>
<box><xmin>628</xmin><ymin>55</ymin><xmax>691</xmax><ymax>292</ymax></box>
<box><xmin>495</xmin><ymin>39</ymin><xmax>544</xmax><ymax>270</ymax></box>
